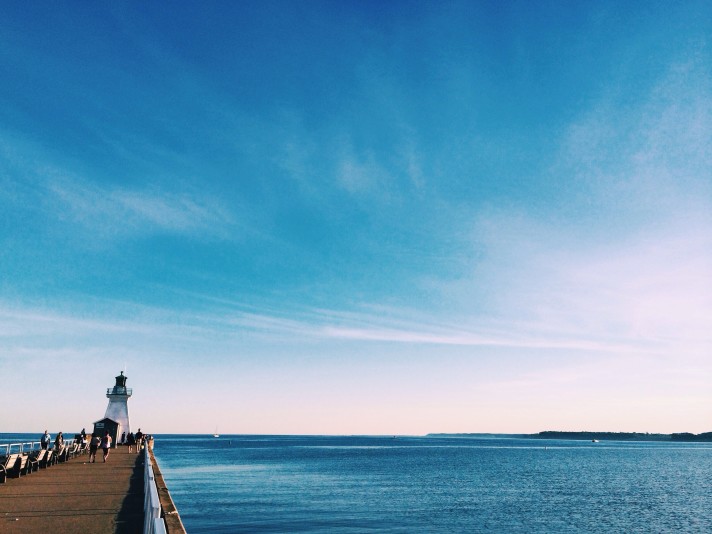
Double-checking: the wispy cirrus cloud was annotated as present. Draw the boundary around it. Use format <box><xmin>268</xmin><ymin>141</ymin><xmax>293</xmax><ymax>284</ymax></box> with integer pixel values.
<box><xmin>0</xmin><ymin>130</ymin><xmax>236</xmax><ymax>241</ymax></box>
<box><xmin>554</xmin><ymin>49</ymin><xmax>711</xmax><ymax>209</ymax></box>
<box><xmin>47</xmin><ymin>178</ymin><xmax>233</xmax><ymax>237</ymax></box>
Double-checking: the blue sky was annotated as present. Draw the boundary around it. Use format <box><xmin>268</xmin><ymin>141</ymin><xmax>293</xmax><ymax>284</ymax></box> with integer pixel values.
<box><xmin>1</xmin><ymin>1</ymin><xmax>710</xmax><ymax>434</ymax></box>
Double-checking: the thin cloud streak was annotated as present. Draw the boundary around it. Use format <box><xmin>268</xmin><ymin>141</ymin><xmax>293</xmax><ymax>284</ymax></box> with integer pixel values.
<box><xmin>0</xmin><ymin>295</ymin><xmax>655</xmax><ymax>359</ymax></box>
<box><xmin>48</xmin><ymin>178</ymin><xmax>233</xmax><ymax>237</ymax></box>
<box><xmin>319</xmin><ymin>326</ymin><xmax>637</xmax><ymax>353</ymax></box>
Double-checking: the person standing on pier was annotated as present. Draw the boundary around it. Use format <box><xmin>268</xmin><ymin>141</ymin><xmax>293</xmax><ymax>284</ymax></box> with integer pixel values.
<box><xmin>126</xmin><ymin>431</ymin><xmax>136</xmax><ymax>453</ymax></box>
<box><xmin>101</xmin><ymin>431</ymin><xmax>112</xmax><ymax>462</ymax></box>
<box><xmin>41</xmin><ymin>430</ymin><xmax>51</xmax><ymax>450</ymax></box>
<box><xmin>54</xmin><ymin>431</ymin><xmax>64</xmax><ymax>451</ymax></box>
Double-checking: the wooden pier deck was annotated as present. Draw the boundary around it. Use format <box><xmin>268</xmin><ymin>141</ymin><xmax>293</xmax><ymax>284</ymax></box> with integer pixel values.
<box><xmin>0</xmin><ymin>447</ymin><xmax>144</xmax><ymax>533</ymax></box>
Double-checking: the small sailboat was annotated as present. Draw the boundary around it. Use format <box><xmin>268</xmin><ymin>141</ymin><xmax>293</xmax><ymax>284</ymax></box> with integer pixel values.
<box><xmin>213</xmin><ymin>427</ymin><xmax>220</xmax><ymax>438</ymax></box>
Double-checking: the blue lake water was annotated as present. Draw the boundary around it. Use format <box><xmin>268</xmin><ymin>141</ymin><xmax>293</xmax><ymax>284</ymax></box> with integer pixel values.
<box><xmin>3</xmin><ymin>433</ymin><xmax>710</xmax><ymax>532</ymax></box>
<box><xmin>147</xmin><ymin>435</ymin><xmax>712</xmax><ymax>533</ymax></box>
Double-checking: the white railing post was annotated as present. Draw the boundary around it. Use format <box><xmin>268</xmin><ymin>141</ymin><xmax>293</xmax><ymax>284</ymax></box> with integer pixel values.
<box><xmin>153</xmin><ymin>516</ymin><xmax>167</xmax><ymax>534</ymax></box>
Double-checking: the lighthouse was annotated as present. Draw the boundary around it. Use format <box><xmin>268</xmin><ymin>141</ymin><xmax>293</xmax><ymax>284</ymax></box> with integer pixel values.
<box><xmin>104</xmin><ymin>371</ymin><xmax>132</xmax><ymax>436</ymax></box>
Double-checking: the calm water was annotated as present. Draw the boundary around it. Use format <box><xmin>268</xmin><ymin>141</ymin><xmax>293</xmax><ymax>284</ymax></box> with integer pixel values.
<box><xmin>145</xmin><ymin>435</ymin><xmax>712</xmax><ymax>533</ymax></box>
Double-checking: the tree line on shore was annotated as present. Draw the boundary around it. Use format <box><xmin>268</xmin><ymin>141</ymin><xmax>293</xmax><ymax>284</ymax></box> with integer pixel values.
<box><xmin>533</xmin><ymin>431</ymin><xmax>712</xmax><ymax>442</ymax></box>
<box><xmin>426</xmin><ymin>431</ymin><xmax>712</xmax><ymax>442</ymax></box>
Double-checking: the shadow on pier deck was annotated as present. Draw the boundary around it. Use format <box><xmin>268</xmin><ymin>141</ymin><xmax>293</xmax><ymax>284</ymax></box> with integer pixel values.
<box><xmin>0</xmin><ymin>448</ymin><xmax>144</xmax><ymax>533</ymax></box>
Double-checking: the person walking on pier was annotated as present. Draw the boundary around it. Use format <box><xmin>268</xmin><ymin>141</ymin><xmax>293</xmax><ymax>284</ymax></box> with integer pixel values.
<box><xmin>126</xmin><ymin>431</ymin><xmax>136</xmax><ymax>453</ymax></box>
<box><xmin>89</xmin><ymin>434</ymin><xmax>100</xmax><ymax>463</ymax></box>
<box><xmin>41</xmin><ymin>430</ymin><xmax>51</xmax><ymax>450</ymax></box>
<box><xmin>101</xmin><ymin>431</ymin><xmax>112</xmax><ymax>462</ymax></box>
<box><xmin>135</xmin><ymin>428</ymin><xmax>143</xmax><ymax>452</ymax></box>
<box><xmin>54</xmin><ymin>431</ymin><xmax>64</xmax><ymax>451</ymax></box>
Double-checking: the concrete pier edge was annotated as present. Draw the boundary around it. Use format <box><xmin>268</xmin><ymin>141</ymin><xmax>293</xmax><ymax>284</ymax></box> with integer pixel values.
<box><xmin>148</xmin><ymin>444</ymin><xmax>187</xmax><ymax>533</ymax></box>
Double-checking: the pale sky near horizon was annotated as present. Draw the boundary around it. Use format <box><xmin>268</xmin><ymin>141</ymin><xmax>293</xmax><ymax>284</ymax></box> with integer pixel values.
<box><xmin>1</xmin><ymin>1</ymin><xmax>711</xmax><ymax>435</ymax></box>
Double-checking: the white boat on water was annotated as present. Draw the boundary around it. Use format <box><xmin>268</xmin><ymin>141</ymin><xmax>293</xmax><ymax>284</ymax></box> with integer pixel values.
<box><xmin>213</xmin><ymin>427</ymin><xmax>219</xmax><ymax>438</ymax></box>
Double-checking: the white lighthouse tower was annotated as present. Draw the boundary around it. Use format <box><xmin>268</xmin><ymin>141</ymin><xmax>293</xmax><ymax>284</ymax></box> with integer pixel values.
<box><xmin>104</xmin><ymin>371</ymin><xmax>132</xmax><ymax>435</ymax></box>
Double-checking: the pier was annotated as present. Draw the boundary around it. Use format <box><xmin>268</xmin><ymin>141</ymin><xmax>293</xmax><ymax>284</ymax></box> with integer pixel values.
<box><xmin>0</xmin><ymin>442</ymin><xmax>185</xmax><ymax>534</ymax></box>
<box><xmin>1</xmin><ymin>374</ymin><xmax>184</xmax><ymax>533</ymax></box>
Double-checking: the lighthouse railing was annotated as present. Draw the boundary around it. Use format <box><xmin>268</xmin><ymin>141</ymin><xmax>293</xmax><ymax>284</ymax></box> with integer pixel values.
<box><xmin>107</xmin><ymin>387</ymin><xmax>132</xmax><ymax>395</ymax></box>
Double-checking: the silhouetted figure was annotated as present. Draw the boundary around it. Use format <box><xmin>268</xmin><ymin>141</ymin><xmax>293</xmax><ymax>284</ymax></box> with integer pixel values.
<box><xmin>89</xmin><ymin>435</ymin><xmax>100</xmax><ymax>463</ymax></box>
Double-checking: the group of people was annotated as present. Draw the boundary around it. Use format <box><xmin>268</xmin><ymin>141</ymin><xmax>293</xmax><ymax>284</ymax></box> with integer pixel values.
<box><xmin>40</xmin><ymin>426</ymin><xmax>149</xmax><ymax>464</ymax></box>
<box><xmin>41</xmin><ymin>430</ymin><xmax>75</xmax><ymax>451</ymax></box>
<box><xmin>118</xmin><ymin>428</ymin><xmax>147</xmax><ymax>453</ymax></box>
<box><xmin>41</xmin><ymin>428</ymin><xmax>87</xmax><ymax>450</ymax></box>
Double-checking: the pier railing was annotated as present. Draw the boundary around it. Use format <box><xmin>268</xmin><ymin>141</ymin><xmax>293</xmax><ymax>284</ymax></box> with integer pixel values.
<box><xmin>143</xmin><ymin>443</ymin><xmax>167</xmax><ymax>534</ymax></box>
<box><xmin>1</xmin><ymin>441</ymin><xmax>41</xmax><ymax>456</ymax></box>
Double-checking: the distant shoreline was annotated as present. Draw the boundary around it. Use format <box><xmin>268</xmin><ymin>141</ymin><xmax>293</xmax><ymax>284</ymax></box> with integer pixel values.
<box><xmin>427</xmin><ymin>431</ymin><xmax>712</xmax><ymax>442</ymax></box>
